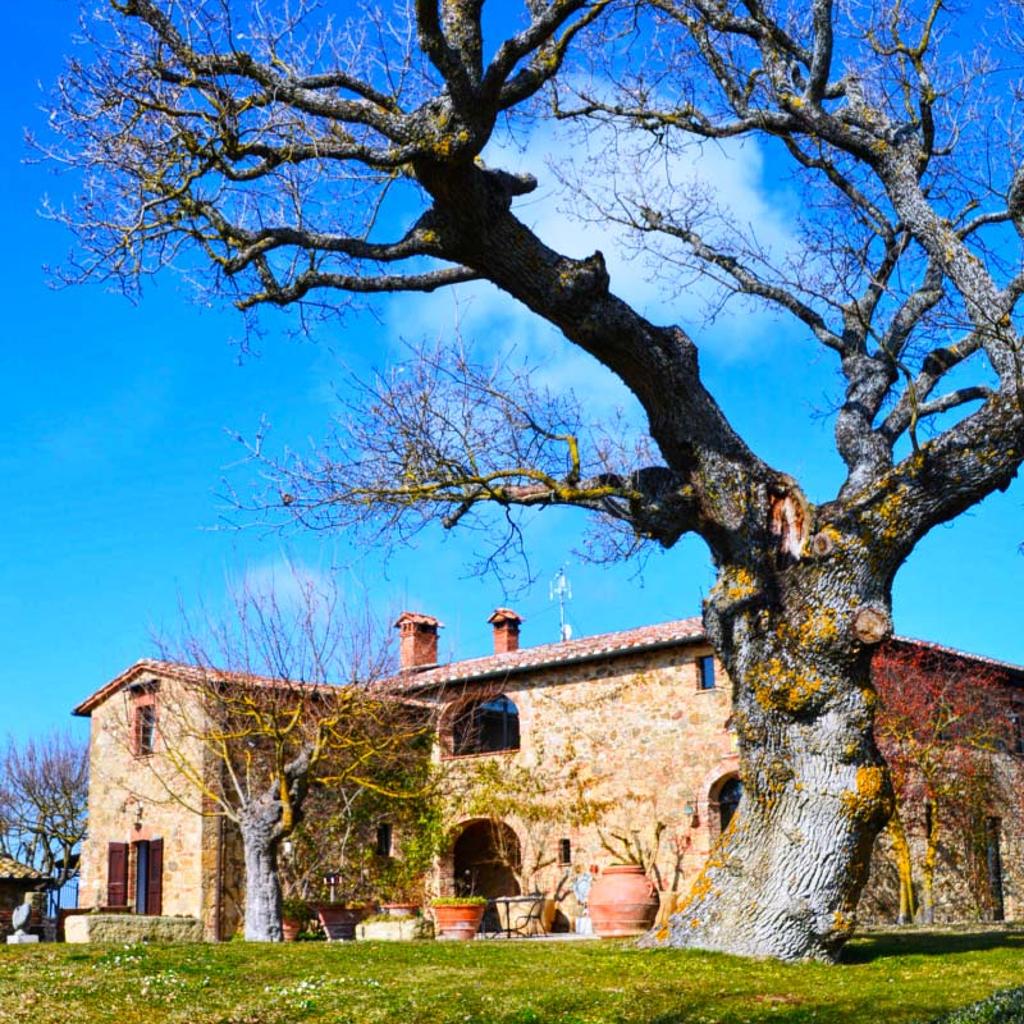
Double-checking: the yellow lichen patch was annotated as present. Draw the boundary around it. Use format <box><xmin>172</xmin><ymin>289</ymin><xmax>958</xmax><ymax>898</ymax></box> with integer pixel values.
<box><xmin>869</xmin><ymin>484</ymin><xmax>912</xmax><ymax>547</ymax></box>
<box><xmin>656</xmin><ymin>924</ymin><xmax>669</xmax><ymax>942</ymax></box>
<box><xmin>833</xmin><ymin>910</ymin><xmax>854</xmax><ymax>935</ymax></box>
<box><xmin>773</xmin><ymin>605</ymin><xmax>841</xmax><ymax>657</ymax></box>
<box><xmin>675</xmin><ymin>847</ymin><xmax>727</xmax><ymax>915</ymax></box>
<box><xmin>712</xmin><ymin>566</ymin><xmax>758</xmax><ymax>605</ymax></box>
<box><xmin>840</xmin><ymin>765</ymin><xmax>892</xmax><ymax>821</ymax></box>
<box><xmin>750</xmin><ymin>658</ymin><xmax>826</xmax><ymax>714</ymax></box>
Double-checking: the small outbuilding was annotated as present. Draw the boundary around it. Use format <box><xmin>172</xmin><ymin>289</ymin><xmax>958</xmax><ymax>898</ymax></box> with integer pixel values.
<box><xmin>0</xmin><ymin>855</ymin><xmax>47</xmax><ymax>932</ymax></box>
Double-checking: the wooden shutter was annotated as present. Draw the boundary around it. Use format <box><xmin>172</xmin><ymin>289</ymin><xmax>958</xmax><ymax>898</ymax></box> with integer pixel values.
<box><xmin>107</xmin><ymin>842</ymin><xmax>129</xmax><ymax>907</ymax></box>
<box><xmin>147</xmin><ymin>838</ymin><xmax>163</xmax><ymax>916</ymax></box>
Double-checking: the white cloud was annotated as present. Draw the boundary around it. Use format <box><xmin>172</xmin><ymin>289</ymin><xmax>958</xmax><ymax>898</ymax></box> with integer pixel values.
<box><xmin>384</xmin><ymin>116</ymin><xmax>802</xmax><ymax>421</ymax></box>
<box><xmin>233</xmin><ymin>555</ymin><xmax>336</xmax><ymax>608</ymax></box>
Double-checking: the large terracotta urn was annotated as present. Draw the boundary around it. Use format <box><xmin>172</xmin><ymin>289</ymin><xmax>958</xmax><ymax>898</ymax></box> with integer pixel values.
<box><xmin>431</xmin><ymin>900</ymin><xmax>487</xmax><ymax>940</ymax></box>
<box><xmin>588</xmin><ymin>865</ymin><xmax>659</xmax><ymax>938</ymax></box>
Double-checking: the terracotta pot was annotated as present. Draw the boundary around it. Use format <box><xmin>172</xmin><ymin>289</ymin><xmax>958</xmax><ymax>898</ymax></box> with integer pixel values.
<box><xmin>281</xmin><ymin>917</ymin><xmax>302</xmax><ymax>942</ymax></box>
<box><xmin>314</xmin><ymin>904</ymin><xmax>370</xmax><ymax>941</ymax></box>
<box><xmin>432</xmin><ymin>903</ymin><xmax>486</xmax><ymax>940</ymax></box>
<box><xmin>588</xmin><ymin>865</ymin><xmax>659</xmax><ymax>938</ymax></box>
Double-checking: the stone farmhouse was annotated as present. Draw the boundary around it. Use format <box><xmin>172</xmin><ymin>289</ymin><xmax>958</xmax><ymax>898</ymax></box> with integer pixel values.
<box><xmin>72</xmin><ymin>609</ymin><xmax>1024</xmax><ymax>939</ymax></box>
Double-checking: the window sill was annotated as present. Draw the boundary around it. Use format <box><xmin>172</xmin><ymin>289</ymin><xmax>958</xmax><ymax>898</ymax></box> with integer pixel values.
<box><xmin>441</xmin><ymin>748</ymin><xmax>520</xmax><ymax>762</ymax></box>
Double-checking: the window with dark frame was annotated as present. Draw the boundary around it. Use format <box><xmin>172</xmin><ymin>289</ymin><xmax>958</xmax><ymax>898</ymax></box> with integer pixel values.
<box><xmin>135</xmin><ymin>703</ymin><xmax>157</xmax><ymax>756</ymax></box>
<box><xmin>376</xmin><ymin>822</ymin><xmax>393</xmax><ymax>858</ymax></box>
<box><xmin>558</xmin><ymin>838</ymin><xmax>571</xmax><ymax>866</ymax></box>
<box><xmin>1011</xmin><ymin>711</ymin><xmax>1024</xmax><ymax>755</ymax></box>
<box><xmin>717</xmin><ymin>777</ymin><xmax>743</xmax><ymax>832</ymax></box>
<box><xmin>135</xmin><ymin>840</ymin><xmax>151</xmax><ymax>914</ymax></box>
<box><xmin>698</xmin><ymin>656</ymin><xmax>716</xmax><ymax>690</ymax></box>
<box><xmin>450</xmin><ymin>694</ymin><xmax>521</xmax><ymax>755</ymax></box>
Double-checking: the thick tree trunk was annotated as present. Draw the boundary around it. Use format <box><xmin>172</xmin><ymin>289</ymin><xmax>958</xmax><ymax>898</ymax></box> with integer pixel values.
<box><xmin>240</xmin><ymin>820</ymin><xmax>283</xmax><ymax>942</ymax></box>
<box><xmin>642</xmin><ymin>557</ymin><xmax>894</xmax><ymax>961</ymax></box>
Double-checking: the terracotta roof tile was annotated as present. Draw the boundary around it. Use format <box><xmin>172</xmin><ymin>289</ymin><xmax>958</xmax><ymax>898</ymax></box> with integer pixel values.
<box><xmin>73</xmin><ymin>618</ymin><xmax>1024</xmax><ymax>715</ymax></box>
<box><xmin>387</xmin><ymin>616</ymin><xmax>708</xmax><ymax>691</ymax></box>
<box><xmin>890</xmin><ymin>636</ymin><xmax>1024</xmax><ymax>679</ymax></box>
<box><xmin>0</xmin><ymin>856</ymin><xmax>46</xmax><ymax>882</ymax></box>
<box><xmin>72</xmin><ymin>658</ymin><xmax>337</xmax><ymax>717</ymax></box>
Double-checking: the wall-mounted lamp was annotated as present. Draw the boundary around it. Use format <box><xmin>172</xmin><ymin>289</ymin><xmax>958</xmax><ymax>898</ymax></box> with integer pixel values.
<box><xmin>682</xmin><ymin>795</ymin><xmax>700</xmax><ymax>826</ymax></box>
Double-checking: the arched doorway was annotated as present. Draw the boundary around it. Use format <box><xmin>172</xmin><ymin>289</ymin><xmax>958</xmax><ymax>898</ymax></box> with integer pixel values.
<box><xmin>452</xmin><ymin>820</ymin><xmax>521</xmax><ymax>898</ymax></box>
<box><xmin>715</xmin><ymin>776</ymin><xmax>743</xmax><ymax>832</ymax></box>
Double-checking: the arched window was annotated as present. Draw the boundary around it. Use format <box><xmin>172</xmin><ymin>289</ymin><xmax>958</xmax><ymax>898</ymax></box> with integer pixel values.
<box><xmin>717</xmin><ymin>777</ymin><xmax>743</xmax><ymax>832</ymax></box>
<box><xmin>451</xmin><ymin>695</ymin><xmax>520</xmax><ymax>755</ymax></box>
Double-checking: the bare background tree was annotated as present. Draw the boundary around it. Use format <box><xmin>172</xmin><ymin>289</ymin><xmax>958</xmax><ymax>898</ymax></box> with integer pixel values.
<box><xmin>42</xmin><ymin>0</ymin><xmax>1024</xmax><ymax>959</ymax></box>
<box><xmin>872</xmin><ymin>643</ymin><xmax>1020</xmax><ymax>925</ymax></box>
<box><xmin>0</xmin><ymin>731</ymin><xmax>88</xmax><ymax>890</ymax></box>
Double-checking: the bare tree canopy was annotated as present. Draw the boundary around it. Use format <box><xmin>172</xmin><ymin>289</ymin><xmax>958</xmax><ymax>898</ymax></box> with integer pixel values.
<box><xmin>0</xmin><ymin>730</ymin><xmax>88</xmax><ymax>889</ymax></box>
<box><xmin>44</xmin><ymin>0</ymin><xmax>1024</xmax><ymax>960</ymax></box>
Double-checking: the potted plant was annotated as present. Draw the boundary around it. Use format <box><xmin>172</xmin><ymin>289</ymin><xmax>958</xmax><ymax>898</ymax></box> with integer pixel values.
<box><xmin>375</xmin><ymin>854</ymin><xmax>429</xmax><ymax>919</ymax></box>
<box><xmin>430</xmin><ymin>897</ymin><xmax>487</xmax><ymax>940</ymax></box>
<box><xmin>281</xmin><ymin>897</ymin><xmax>310</xmax><ymax>942</ymax></box>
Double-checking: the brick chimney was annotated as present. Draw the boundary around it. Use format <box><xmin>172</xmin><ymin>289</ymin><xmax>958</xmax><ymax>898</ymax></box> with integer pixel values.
<box><xmin>488</xmin><ymin>608</ymin><xmax>523</xmax><ymax>654</ymax></box>
<box><xmin>394</xmin><ymin>612</ymin><xmax>442</xmax><ymax>670</ymax></box>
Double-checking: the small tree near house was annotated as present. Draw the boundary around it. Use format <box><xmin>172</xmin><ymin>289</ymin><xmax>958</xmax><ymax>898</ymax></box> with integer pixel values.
<box><xmin>873</xmin><ymin>642</ymin><xmax>1021</xmax><ymax>924</ymax></box>
<box><xmin>128</xmin><ymin>575</ymin><xmax>436</xmax><ymax>941</ymax></box>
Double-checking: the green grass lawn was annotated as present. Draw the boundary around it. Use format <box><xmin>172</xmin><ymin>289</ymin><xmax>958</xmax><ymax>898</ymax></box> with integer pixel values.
<box><xmin>1</xmin><ymin>930</ymin><xmax>1022</xmax><ymax>1024</ymax></box>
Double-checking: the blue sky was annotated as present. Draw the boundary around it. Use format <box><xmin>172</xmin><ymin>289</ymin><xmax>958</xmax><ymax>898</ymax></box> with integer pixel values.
<box><xmin>2</xmin><ymin>1</ymin><xmax>1023</xmax><ymax>742</ymax></box>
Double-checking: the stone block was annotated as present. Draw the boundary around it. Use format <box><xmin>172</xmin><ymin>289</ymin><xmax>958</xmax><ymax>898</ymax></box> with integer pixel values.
<box><xmin>6</xmin><ymin>934</ymin><xmax>40</xmax><ymax>944</ymax></box>
<box><xmin>64</xmin><ymin>913</ymin><xmax>203</xmax><ymax>944</ymax></box>
<box><xmin>357</xmin><ymin>918</ymin><xmax>432</xmax><ymax>941</ymax></box>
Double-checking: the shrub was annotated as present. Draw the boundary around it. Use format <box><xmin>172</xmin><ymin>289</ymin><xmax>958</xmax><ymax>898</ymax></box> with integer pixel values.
<box><xmin>281</xmin><ymin>898</ymin><xmax>311</xmax><ymax>922</ymax></box>
<box><xmin>927</xmin><ymin>987</ymin><xmax>1024</xmax><ymax>1023</ymax></box>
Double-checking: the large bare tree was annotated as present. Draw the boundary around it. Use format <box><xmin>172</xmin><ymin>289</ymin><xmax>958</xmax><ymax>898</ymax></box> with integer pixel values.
<box><xmin>42</xmin><ymin>0</ymin><xmax>1024</xmax><ymax>959</ymax></box>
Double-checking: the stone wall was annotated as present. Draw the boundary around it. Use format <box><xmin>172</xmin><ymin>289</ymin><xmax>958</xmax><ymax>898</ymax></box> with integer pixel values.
<box><xmin>64</xmin><ymin>913</ymin><xmax>203</xmax><ymax>944</ymax></box>
<box><xmin>436</xmin><ymin>644</ymin><xmax>738</xmax><ymax>905</ymax></box>
<box><xmin>433</xmin><ymin>643</ymin><xmax>1024</xmax><ymax>929</ymax></box>
<box><xmin>861</xmin><ymin>759</ymin><xmax>1024</xmax><ymax>925</ymax></box>
<box><xmin>78</xmin><ymin>672</ymin><xmax>221</xmax><ymax>938</ymax></box>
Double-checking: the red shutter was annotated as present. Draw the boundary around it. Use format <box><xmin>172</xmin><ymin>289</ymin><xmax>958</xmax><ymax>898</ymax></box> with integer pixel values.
<box><xmin>147</xmin><ymin>838</ymin><xmax>163</xmax><ymax>916</ymax></box>
<box><xmin>107</xmin><ymin>842</ymin><xmax>128</xmax><ymax>907</ymax></box>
